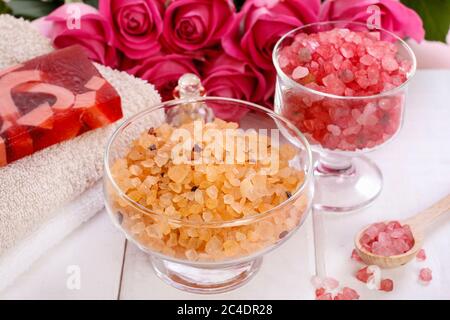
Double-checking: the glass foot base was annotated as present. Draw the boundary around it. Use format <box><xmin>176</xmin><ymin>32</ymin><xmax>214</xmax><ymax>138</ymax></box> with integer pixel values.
<box><xmin>151</xmin><ymin>256</ymin><xmax>263</xmax><ymax>294</ymax></box>
<box><xmin>313</xmin><ymin>156</ymin><xmax>382</xmax><ymax>213</ymax></box>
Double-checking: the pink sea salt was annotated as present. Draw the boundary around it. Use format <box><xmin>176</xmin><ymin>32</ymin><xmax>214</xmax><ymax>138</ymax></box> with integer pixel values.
<box><xmin>323</xmin><ymin>277</ymin><xmax>339</xmax><ymax>290</ymax></box>
<box><xmin>351</xmin><ymin>249</ymin><xmax>363</xmax><ymax>262</ymax></box>
<box><xmin>278</xmin><ymin>28</ymin><xmax>410</xmax><ymax>152</ymax></box>
<box><xmin>379</xmin><ymin>278</ymin><xmax>394</xmax><ymax>292</ymax></box>
<box><xmin>317</xmin><ymin>293</ymin><xmax>333</xmax><ymax>300</ymax></box>
<box><xmin>315</xmin><ymin>287</ymin><xmax>326</xmax><ymax>298</ymax></box>
<box><xmin>334</xmin><ymin>287</ymin><xmax>360</xmax><ymax>300</ymax></box>
<box><xmin>382</xmin><ymin>56</ymin><xmax>399</xmax><ymax>72</ymax></box>
<box><xmin>416</xmin><ymin>248</ymin><xmax>426</xmax><ymax>261</ymax></box>
<box><xmin>311</xmin><ymin>275</ymin><xmax>323</xmax><ymax>288</ymax></box>
<box><xmin>356</xmin><ymin>266</ymin><xmax>373</xmax><ymax>283</ymax></box>
<box><xmin>419</xmin><ymin>268</ymin><xmax>432</xmax><ymax>283</ymax></box>
<box><xmin>359</xmin><ymin>221</ymin><xmax>414</xmax><ymax>256</ymax></box>
<box><xmin>292</xmin><ymin>66</ymin><xmax>309</xmax><ymax>79</ymax></box>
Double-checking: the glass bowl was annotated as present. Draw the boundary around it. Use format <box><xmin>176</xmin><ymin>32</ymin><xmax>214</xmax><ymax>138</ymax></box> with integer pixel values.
<box><xmin>104</xmin><ymin>97</ymin><xmax>314</xmax><ymax>293</ymax></box>
<box><xmin>273</xmin><ymin>21</ymin><xmax>416</xmax><ymax>212</ymax></box>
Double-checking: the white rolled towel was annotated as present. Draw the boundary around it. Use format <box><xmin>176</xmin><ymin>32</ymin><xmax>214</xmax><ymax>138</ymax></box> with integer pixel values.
<box><xmin>0</xmin><ymin>14</ymin><xmax>163</xmax><ymax>283</ymax></box>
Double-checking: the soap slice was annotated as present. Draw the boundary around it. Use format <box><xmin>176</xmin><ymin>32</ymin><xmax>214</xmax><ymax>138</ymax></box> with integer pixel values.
<box><xmin>0</xmin><ymin>45</ymin><xmax>122</xmax><ymax>166</ymax></box>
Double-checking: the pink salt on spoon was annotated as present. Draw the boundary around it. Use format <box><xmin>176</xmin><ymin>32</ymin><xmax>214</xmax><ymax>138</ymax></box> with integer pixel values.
<box><xmin>354</xmin><ymin>194</ymin><xmax>450</xmax><ymax>268</ymax></box>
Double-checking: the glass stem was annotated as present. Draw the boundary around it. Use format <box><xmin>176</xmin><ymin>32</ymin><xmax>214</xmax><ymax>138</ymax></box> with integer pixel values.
<box><xmin>315</xmin><ymin>153</ymin><xmax>354</xmax><ymax>176</ymax></box>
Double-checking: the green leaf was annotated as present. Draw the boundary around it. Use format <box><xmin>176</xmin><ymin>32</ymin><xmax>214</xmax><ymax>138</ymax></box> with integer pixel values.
<box><xmin>234</xmin><ymin>0</ymin><xmax>245</xmax><ymax>11</ymax></box>
<box><xmin>84</xmin><ymin>0</ymin><xmax>98</xmax><ymax>8</ymax></box>
<box><xmin>0</xmin><ymin>0</ymin><xmax>12</xmax><ymax>14</ymax></box>
<box><xmin>6</xmin><ymin>0</ymin><xmax>63</xmax><ymax>19</ymax></box>
<box><xmin>401</xmin><ymin>0</ymin><xmax>450</xmax><ymax>42</ymax></box>
<box><xmin>63</xmin><ymin>0</ymin><xmax>98</xmax><ymax>7</ymax></box>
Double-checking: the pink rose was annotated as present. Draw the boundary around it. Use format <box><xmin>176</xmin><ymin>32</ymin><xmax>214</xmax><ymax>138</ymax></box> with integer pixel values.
<box><xmin>320</xmin><ymin>0</ymin><xmax>425</xmax><ymax>42</ymax></box>
<box><xmin>163</xmin><ymin>0</ymin><xmax>236</xmax><ymax>53</ymax></box>
<box><xmin>203</xmin><ymin>54</ymin><xmax>271</xmax><ymax>121</ymax></box>
<box><xmin>223</xmin><ymin>0</ymin><xmax>321</xmax><ymax>70</ymax></box>
<box><xmin>128</xmin><ymin>54</ymin><xmax>199</xmax><ymax>101</ymax></box>
<box><xmin>99</xmin><ymin>0</ymin><xmax>163</xmax><ymax>59</ymax></box>
<box><xmin>32</xmin><ymin>3</ymin><xmax>118</xmax><ymax>67</ymax></box>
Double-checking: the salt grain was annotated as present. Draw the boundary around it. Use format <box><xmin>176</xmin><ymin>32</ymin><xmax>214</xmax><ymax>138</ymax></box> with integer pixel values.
<box><xmin>416</xmin><ymin>248</ymin><xmax>426</xmax><ymax>262</ymax></box>
<box><xmin>419</xmin><ymin>268</ymin><xmax>432</xmax><ymax>283</ymax></box>
<box><xmin>292</xmin><ymin>66</ymin><xmax>309</xmax><ymax>79</ymax></box>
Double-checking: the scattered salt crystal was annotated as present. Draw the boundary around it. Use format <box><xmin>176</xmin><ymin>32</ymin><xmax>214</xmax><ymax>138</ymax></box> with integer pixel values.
<box><xmin>343</xmin><ymin>287</ymin><xmax>360</xmax><ymax>300</ymax></box>
<box><xmin>379</xmin><ymin>279</ymin><xmax>394</xmax><ymax>292</ymax></box>
<box><xmin>419</xmin><ymin>268</ymin><xmax>432</xmax><ymax>283</ymax></box>
<box><xmin>323</xmin><ymin>277</ymin><xmax>339</xmax><ymax>290</ymax></box>
<box><xmin>356</xmin><ymin>266</ymin><xmax>372</xmax><ymax>283</ymax></box>
<box><xmin>316</xmin><ymin>293</ymin><xmax>333</xmax><ymax>300</ymax></box>
<box><xmin>310</xmin><ymin>275</ymin><xmax>323</xmax><ymax>289</ymax></box>
<box><xmin>351</xmin><ymin>249</ymin><xmax>363</xmax><ymax>262</ymax></box>
<box><xmin>416</xmin><ymin>249</ymin><xmax>427</xmax><ymax>262</ymax></box>
<box><xmin>335</xmin><ymin>287</ymin><xmax>360</xmax><ymax>300</ymax></box>
<box><xmin>315</xmin><ymin>287</ymin><xmax>326</xmax><ymax>298</ymax></box>
<box><xmin>292</xmin><ymin>66</ymin><xmax>309</xmax><ymax>79</ymax></box>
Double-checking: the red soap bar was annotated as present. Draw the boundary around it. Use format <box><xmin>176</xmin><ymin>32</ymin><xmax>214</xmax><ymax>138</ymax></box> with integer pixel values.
<box><xmin>0</xmin><ymin>45</ymin><xmax>122</xmax><ymax>166</ymax></box>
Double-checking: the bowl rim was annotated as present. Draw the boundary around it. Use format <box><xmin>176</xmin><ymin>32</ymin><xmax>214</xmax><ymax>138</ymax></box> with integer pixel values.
<box><xmin>104</xmin><ymin>96</ymin><xmax>314</xmax><ymax>228</ymax></box>
<box><xmin>272</xmin><ymin>20</ymin><xmax>417</xmax><ymax>101</ymax></box>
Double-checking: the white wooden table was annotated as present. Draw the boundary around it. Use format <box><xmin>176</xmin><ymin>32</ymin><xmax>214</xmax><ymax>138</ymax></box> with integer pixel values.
<box><xmin>1</xmin><ymin>70</ymin><xmax>449</xmax><ymax>300</ymax></box>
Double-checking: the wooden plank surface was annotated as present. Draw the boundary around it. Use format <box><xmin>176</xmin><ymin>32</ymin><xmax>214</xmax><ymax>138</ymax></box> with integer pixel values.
<box><xmin>0</xmin><ymin>211</ymin><xmax>126</xmax><ymax>300</ymax></box>
<box><xmin>118</xmin><ymin>215</ymin><xmax>316</xmax><ymax>300</ymax></box>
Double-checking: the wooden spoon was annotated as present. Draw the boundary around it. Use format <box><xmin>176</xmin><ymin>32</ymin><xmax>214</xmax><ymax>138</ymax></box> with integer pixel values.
<box><xmin>354</xmin><ymin>194</ymin><xmax>450</xmax><ymax>268</ymax></box>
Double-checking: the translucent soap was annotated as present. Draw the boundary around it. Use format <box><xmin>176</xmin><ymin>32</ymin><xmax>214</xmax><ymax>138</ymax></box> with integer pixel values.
<box><xmin>0</xmin><ymin>45</ymin><xmax>122</xmax><ymax>166</ymax></box>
